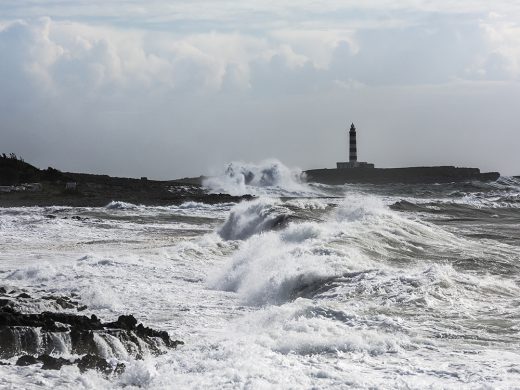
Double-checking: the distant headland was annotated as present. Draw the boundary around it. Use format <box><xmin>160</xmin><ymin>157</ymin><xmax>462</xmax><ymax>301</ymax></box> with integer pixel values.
<box><xmin>304</xmin><ymin>123</ymin><xmax>500</xmax><ymax>184</ymax></box>
<box><xmin>0</xmin><ymin>154</ymin><xmax>250</xmax><ymax>207</ymax></box>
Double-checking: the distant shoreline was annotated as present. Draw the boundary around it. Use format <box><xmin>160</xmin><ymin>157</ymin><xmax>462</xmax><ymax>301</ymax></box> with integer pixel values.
<box><xmin>0</xmin><ymin>156</ymin><xmax>506</xmax><ymax>207</ymax></box>
<box><xmin>0</xmin><ymin>171</ymin><xmax>250</xmax><ymax>208</ymax></box>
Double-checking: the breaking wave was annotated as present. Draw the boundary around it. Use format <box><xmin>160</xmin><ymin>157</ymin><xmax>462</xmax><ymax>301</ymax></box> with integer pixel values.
<box><xmin>209</xmin><ymin>195</ymin><xmax>393</xmax><ymax>305</ymax></box>
<box><xmin>203</xmin><ymin>160</ymin><xmax>325</xmax><ymax>197</ymax></box>
<box><xmin>209</xmin><ymin>192</ymin><xmax>518</xmax><ymax>310</ymax></box>
<box><xmin>218</xmin><ymin>198</ymin><xmax>292</xmax><ymax>241</ymax></box>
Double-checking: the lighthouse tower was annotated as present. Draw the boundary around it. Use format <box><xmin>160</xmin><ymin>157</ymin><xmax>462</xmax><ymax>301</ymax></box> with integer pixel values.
<box><xmin>349</xmin><ymin>123</ymin><xmax>357</xmax><ymax>164</ymax></box>
<box><xmin>336</xmin><ymin>122</ymin><xmax>375</xmax><ymax>169</ymax></box>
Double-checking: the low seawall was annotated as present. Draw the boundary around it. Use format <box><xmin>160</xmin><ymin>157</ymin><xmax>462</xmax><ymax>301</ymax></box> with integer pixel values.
<box><xmin>304</xmin><ymin>166</ymin><xmax>500</xmax><ymax>185</ymax></box>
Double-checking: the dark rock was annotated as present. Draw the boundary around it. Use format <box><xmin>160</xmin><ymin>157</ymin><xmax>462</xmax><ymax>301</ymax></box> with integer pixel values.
<box><xmin>42</xmin><ymin>321</ymin><xmax>69</xmax><ymax>332</ymax></box>
<box><xmin>1</xmin><ymin>305</ymin><xmax>16</xmax><ymax>314</ymax></box>
<box><xmin>0</xmin><ymin>309</ymin><xmax>103</xmax><ymax>331</ymax></box>
<box><xmin>0</xmin><ymin>307</ymin><xmax>183</xmax><ymax>362</ymax></box>
<box><xmin>16</xmin><ymin>355</ymin><xmax>38</xmax><ymax>366</ymax></box>
<box><xmin>56</xmin><ymin>297</ymin><xmax>76</xmax><ymax>309</ymax></box>
<box><xmin>71</xmin><ymin>216</ymin><xmax>88</xmax><ymax>221</ymax></box>
<box><xmin>114</xmin><ymin>362</ymin><xmax>126</xmax><ymax>375</ymax></box>
<box><xmin>0</xmin><ymin>361</ymin><xmax>9</xmax><ymax>366</ymax></box>
<box><xmin>0</xmin><ymin>327</ymin><xmax>40</xmax><ymax>359</ymax></box>
<box><xmin>17</xmin><ymin>293</ymin><xmax>31</xmax><ymax>299</ymax></box>
<box><xmin>106</xmin><ymin>314</ymin><xmax>138</xmax><ymax>330</ymax></box>
<box><xmin>0</xmin><ymin>298</ymin><xmax>11</xmax><ymax>308</ymax></box>
<box><xmin>70</xmin><ymin>328</ymin><xmax>97</xmax><ymax>355</ymax></box>
<box><xmin>0</xmin><ymin>287</ymin><xmax>6</xmax><ymax>294</ymax></box>
<box><xmin>169</xmin><ymin>339</ymin><xmax>184</xmax><ymax>348</ymax></box>
<box><xmin>76</xmin><ymin>354</ymin><xmax>113</xmax><ymax>374</ymax></box>
<box><xmin>77</xmin><ymin>305</ymin><xmax>87</xmax><ymax>312</ymax></box>
<box><xmin>44</xmin><ymin>214</ymin><xmax>57</xmax><ymax>219</ymax></box>
<box><xmin>38</xmin><ymin>354</ymin><xmax>72</xmax><ymax>370</ymax></box>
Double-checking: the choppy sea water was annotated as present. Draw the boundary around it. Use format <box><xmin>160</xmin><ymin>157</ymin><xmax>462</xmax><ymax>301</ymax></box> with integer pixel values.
<box><xmin>1</xmin><ymin>161</ymin><xmax>520</xmax><ymax>389</ymax></box>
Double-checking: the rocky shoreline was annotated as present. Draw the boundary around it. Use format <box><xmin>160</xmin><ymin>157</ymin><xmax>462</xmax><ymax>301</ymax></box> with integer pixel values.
<box><xmin>0</xmin><ymin>171</ymin><xmax>252</xmax><ymax>208</ymax></box>
<box><xmin>0</xmin><ymin>287</ymin><xmax>183</xmax><ymax>375</ymax></box>
<box><xmin>0</xmin><ymin>156</ymin><xmax>254</xmax><ymax>207</ymax></box>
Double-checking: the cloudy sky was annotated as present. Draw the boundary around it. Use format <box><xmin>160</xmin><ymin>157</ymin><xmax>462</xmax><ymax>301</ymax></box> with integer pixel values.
<box><xmin>1</xmin><ymin>1</ymin><xmax>519</xmax><ymax>178</ymax></box>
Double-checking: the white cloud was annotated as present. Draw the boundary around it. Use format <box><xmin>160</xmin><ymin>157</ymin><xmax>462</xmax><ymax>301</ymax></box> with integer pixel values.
<box><xmin>479</xmin><ymin>17</ymin><xmax>520</xmax><ymax>79</ymax></box>
<box><xmin>1</xmin><ymin>2</ymin><xmax>520</xmax><ymax>178</ymax></box>
<box><xmin>270</xmin><ymin>29</ymin><xmax>357</xmax><ymax>69</ymax></box>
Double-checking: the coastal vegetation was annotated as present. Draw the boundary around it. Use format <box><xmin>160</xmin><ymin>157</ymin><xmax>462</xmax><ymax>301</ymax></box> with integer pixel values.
<box><xmin>0</xmin><ymin>153</ymin><xmax>66</xmax><ymax>186</ymax></box>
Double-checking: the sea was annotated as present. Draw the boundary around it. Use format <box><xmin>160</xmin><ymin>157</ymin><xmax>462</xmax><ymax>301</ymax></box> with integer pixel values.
<box><xmin>1</xmin><ymin>160</ymin><xmax>520</xmax><ymax>389</ymax></box>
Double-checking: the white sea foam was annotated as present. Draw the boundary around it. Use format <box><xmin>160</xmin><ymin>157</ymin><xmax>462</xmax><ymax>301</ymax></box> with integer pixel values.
<box><xmin>285</xmin><ymin>198</ymin><xmax>329</xmax><ymax>210</ymax></box>
<box><xmin>120</xmin><ymin>359</ymin><xmax>157</xmax><ymax>387</ymax></box>
<box><xmin>6</xmin><ymin>263</ymin><xmax>58</xmax><ymax>282</ymax></box>
<box><xmin>105</xmin><ymin>201</ymin><xmax>140</xmax><ymax>210</ymax></box>
<box><xmin>81</xmin><ymin>284</ymin><xmax>122</xmax><ymax>311</ymax></box>
<box><xmin>1</xmin><ymin>181</ymin><xmax>520</xmax><ymax>389</ymax></box>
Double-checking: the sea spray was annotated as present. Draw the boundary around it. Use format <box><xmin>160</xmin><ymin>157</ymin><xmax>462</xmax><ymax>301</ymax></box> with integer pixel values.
<box><xmin>210</xmin><ymin>196</ymin><xmax>377</xmax><ymax>305</ymax></box>
<box><xmin>209</xmin><ymin>192</ymin><xmax>506</xmax><ymax>308</ymax></box>
<box><xmin>218</xmin><ymin>198</ymin><xmax>292</xmax><ymax>240</ymax></box>
<box><xmin>203</xmin><ymin>159</ymin><xmax>324</xmax><ymax>197</ymax></box>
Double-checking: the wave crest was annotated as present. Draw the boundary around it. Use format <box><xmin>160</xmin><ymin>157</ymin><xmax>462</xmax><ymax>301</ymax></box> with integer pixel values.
<box><xmin>203</xmin><ymin>160</ymin><xmax>321</xmax><ymax>197</ymax></box>
<box><xmin>218</xmin><ymin>199</ymin><xmax>291</xmax><ymax>241</ymax></box>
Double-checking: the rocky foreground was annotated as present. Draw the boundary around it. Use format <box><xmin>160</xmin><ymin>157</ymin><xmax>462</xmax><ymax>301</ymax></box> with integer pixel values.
<box><xmin>0</xmin><ymin>287</ymin><xmax>183</xmax><ymax>375</ymax></box>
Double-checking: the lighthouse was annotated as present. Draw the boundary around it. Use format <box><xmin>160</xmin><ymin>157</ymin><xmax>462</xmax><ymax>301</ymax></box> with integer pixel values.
<box><xmin>336</xmin><ymin>122</ymin><xmax>375</xmax><ymax>169</ymax></box>
<box><xmin>349</xmin><ymin>123</ymin><xmax>357</xmax><ymax>163</ymax></box>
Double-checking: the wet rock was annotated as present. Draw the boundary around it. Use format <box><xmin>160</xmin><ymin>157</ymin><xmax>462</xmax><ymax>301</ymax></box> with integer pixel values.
<box><xmin>38</xmin><ymin>354</ymin><xmax>72</xmax><ymax>370</ymax></box>
<box><xmin>71</xmin><ymin>216</ymin><xmax>88</xmax><ymax>221</ymax></box>
<box><xmin>0</xmin><ymin>327</ymin><xmax>40</xmax><ymax>359</ymax></box>
<box><xmin>114</xmin><ymin>362</ymin><xmax>126</xmax><ymax>375</ymax></box>
<box><xmin>106</xmin><ymin>314</ymin><xmax>138</xmax><ymax>330</ymax></box>
<box><xmin>0</xmin><ymin>298</ymin><xmax>12</xmax><ymax>308</ymax></box>
<box><xmin>0</xmin><ymin>307</ymin><xmax>183</xmax><ymax>369</ymax></box>
<box><xmin>55</xmin><ymin>297</ymin><xmax>76</xmax><ymax>310</ymax></box>
<box><xmin>0</xmin><ymin>310</ymin><xmax>102</xmax><ymax>331</ymax></box>
<box><xmin>135</xmin><ymin>323</ymin><xmax>184</xmax><ymax>349</ymax></box>
<box><xmin>0</xmin><ymin>287</ymin><xmax>6</xmax><ymax>295</ymax></box>
<box><xmin>105</xmin><ymin>315</ymin><xmax>184</xmax><ymax>350</ymax></box>
<box><xmin>42</xmin><ymin>295</ymin><xmax>84</xmax><ymax>310</ymax></box>
<box><xmin>76</xmin><ymin>354</ymin><xmax>113</xmax><ymax>374</ymax></box>
<box><xmin>13</xmin><ymin>354</ymin><xmax>75</xmax><ymax>370</ymax></box>
<box><xmin>16</xmin><ymin>355</ymin><xmax>38</xmax><ymax>366</ymax></box>
<box><xmin>70</xmin><ymin>328</ymin><xmax>98</xmax><ymax>356</ymax></box>
<box><xmin>17</xmin><ymin>293</ymin><xmax>31</xmax><ymax>299</ymax></box>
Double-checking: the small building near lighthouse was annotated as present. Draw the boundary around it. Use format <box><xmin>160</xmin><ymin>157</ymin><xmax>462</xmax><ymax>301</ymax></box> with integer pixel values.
<box><xmin>336</xmin><ymin>123</ymin><xmax>375</xmax><ymax>169</ymax></box>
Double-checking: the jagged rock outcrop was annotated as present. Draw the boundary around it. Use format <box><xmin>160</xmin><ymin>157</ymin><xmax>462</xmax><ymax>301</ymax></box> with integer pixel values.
<box><xmin>0</xmin><ymin>307</ymin><xmax>183</xmax><ymax>360</ymax></box>
<box><xmin>0</xmin><ymin>297</ymin><xmax>183</xmax><ymax>374</ymax></box>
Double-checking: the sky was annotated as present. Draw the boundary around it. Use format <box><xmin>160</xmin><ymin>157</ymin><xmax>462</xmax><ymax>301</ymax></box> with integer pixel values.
<box><xmin>1</xmin><ymin>1</ymin><xmax>519</xmax><ymax>178</ymax></box>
